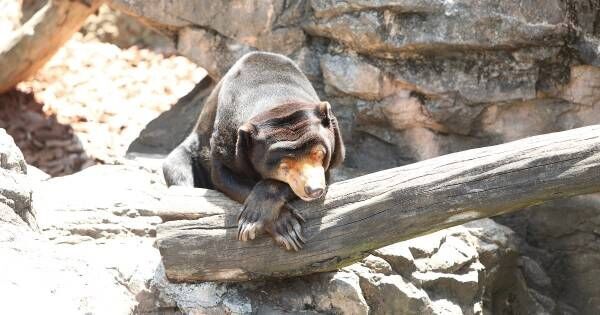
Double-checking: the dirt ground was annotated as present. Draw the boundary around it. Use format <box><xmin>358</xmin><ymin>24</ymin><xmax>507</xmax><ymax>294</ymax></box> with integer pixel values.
<box><xmin>0</xmin><ymin>7</ymin><xmax>205</xmax><ymax>176</ymax></box>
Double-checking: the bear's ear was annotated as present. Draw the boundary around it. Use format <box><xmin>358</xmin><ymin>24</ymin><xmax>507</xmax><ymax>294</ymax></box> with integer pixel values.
<box><xmin>318</xmin><ymin>101</ymin><xmax>345</xmax><ymax>168</ymax></box>
<box><xmin>235</xmin><ymin>123</ymin><xmax>256</xmax><ymax>171</ymax></box>
<box><xmin>318</xmin><ymin>101</ymin><xmax>332</xmax><ymax>127</ymax></box>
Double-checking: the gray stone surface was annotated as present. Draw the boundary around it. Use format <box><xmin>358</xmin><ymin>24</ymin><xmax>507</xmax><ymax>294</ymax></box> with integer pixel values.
<box><xmin>0</xmin><ymin>131</ymin><xmax>161</xmax><ymax>314</ymax></box>
<box><xmin>304</xmin><ymin>0</ymin><xmax>567</xmax><ymax>57</ymax></box>
<box><xmin>0</xmin><ymin>128</ymin><xmax>36</xmax><ymax>229</ymax></box>
<box><xmin>498</xmin><ymin>195</ymin><xmax>600</xmax><ymax>314</ymax></box>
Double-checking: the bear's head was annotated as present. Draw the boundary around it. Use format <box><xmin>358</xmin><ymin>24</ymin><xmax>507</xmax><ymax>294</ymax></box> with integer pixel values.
<box><xmin>235</xmin><ymin>101</ymin><xmax>345</xmax><ymax>201</ymax></box>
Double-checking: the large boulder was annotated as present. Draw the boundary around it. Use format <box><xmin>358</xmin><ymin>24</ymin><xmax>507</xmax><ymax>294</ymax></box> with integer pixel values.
<box><xmin>0</xmin><ymin>130</ymin><xmax>163</xmax><ymax>314</ymax></box>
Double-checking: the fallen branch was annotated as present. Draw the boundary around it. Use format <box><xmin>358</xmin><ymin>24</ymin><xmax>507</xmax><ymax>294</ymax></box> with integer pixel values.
<box><xmin>157</xmin><ymin>125</ymin><xmax>600</xmax><ymax>282</ymax></box>
<box><xmin>0</xmin><ymin>0</ymin><xmax>104</xmax><ymax>94</ymax></box>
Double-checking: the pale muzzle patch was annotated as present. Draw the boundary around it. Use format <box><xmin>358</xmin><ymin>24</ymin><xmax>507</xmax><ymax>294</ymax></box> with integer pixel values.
<box><xmin>273</xmin><ymin>145</ymin><xmax>327</xmax><ymax>201</ymax></box>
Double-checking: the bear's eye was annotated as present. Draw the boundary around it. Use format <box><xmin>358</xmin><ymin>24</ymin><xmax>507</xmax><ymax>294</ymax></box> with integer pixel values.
<box><xmin>280</xmin><ymin>162</ymin><xmax>289</xmax><ymax>171</ymax></box>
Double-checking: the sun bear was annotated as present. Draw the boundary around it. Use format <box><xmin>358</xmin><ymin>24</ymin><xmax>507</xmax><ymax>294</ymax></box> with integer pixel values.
<box><xmin>162</xmin><ymin>51</ymin><xmax>345</xmax><ymax>251</ymax></box>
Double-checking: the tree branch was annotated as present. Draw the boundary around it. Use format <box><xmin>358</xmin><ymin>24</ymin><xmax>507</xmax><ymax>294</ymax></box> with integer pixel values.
<box><xmin>156</xmin><ymin>125</ymin><xmax>600</xmax><ymax>282</ymax></box>
<box><xmin>0</xmin><ymin>0</ymin><xmax>104</xmax><ymax>94</ymax></box>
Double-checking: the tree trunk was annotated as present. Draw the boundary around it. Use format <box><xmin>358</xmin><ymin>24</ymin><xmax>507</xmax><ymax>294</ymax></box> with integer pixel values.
<box><xmin>0</xmin><ymin>0</ymin><xmax>104</xmax><ymax>94</ymax></box>
<box><xmin>156</xmin><ymin>125</ymin><xmax>600</xmax><ymax>282</ymax></box>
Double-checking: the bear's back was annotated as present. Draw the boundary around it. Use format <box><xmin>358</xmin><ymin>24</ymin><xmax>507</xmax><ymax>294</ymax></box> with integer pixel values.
<box><xmin>217</xmin><ymin>52</ymin><xmax>320</xmax><ymax>127</ymax></box>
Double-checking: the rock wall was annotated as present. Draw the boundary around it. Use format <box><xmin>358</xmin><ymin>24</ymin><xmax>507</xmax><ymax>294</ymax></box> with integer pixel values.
<box><xmin>118</xmin><ymin>0</ymin><xmax>600</xmax><ymax>168</ymax></box>
<box><xmin>113</xmin><ymin>1</ymin><xmax>600</xmax><ymax>313</ymax></box>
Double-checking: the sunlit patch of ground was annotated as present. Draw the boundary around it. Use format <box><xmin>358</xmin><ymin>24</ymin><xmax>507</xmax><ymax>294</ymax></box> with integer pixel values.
<box><xmin>0</xmin><ymin>33</ymin><xmax>205</xmax><ymax>176</ymax></box>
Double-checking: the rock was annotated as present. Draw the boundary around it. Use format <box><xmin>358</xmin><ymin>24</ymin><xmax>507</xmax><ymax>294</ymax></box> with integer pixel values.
<box><xmin>422</xmin><ymin>96</ymin><xmax>484</xmax><ymax>135</ymax></box>
<box><xmin>151</xmin><ymin>267</ymin><xmax>371</xmax><ymax>314</ymax></box>
<box><xmin>304</xmin><ymin>0</ymin><xmax>567</xmax><ymax>57</ymax></box>
<box><xmin>177</xmin><ymin>27</ymin><xmax>254</xmax><ymax>79</ymax></box>
<box><xmin>113</xmin><ymin>0</ymin><xmax>306</xmax><ymax>55</ymax></box>
<box><xmin>476</xmin><ymin>99</ymin><xmax>572</xmax><ymax>142</ymax></box>
<box><xmin>418</xmin><ymin>236</ymin><xmax>477</xmax><ymax>273</ymax></box>
<box><xmin>0</xmin><ymin>128</ymin><xmax>27</xmax><ymax>173</ymax></box>
<box><xmin>519</xmin><ymin>256</ymin><xmax>552</xmax><ymax>291</ymax></box>
<box><xmin>575</xmin><ymin>35</ymin><xmax>600</xmax><ymax>66</ymax></box>
<box><xmin>127</xmin><ymin>76</ymin><xmax>214</xmax><ymax>156</ymax></box>
<box><xmin>355</xmin><ymin>92</ymin><xmax>482</xmax><ymax>135</ymax></box>
<box><xmin>412</xmin><ymin>269</ymin><xmax>481</xmax><ymax>306</ymax></box>
<box><xmin>497</xmin><ymin>195</ymin><xmax>600</xmax><ymax>314</ymax></box>
<box><xmin>80</xmin><ymin>4</ymin><xmax>175</xmax><ymax>50</ymax></box>
<box><xmin>2</xmin><ymin>234</ymin><xmax>161</xmax><ymax>315</ymax></box>
<box><xmin>373</xmin><ymin>242</ymin><xmax>416</xmax><ymax>277</ymax></box>
<box><xmin>359</xmin><ymin>274</ymin><xmax>432</xmax><ymax>315</ymax></box>
<box><xmin>350</xmin><ymin>219</ymin><xmax>530</xmax><ymax>314</ymax></box>
<box><xmin>329</xmin><ymin>166</ymin><xmax>366</xmax><ymax>182</ymax></box>
<box><xmin>0</xmin><ymin>129</ymin><xmax>36</xmax><ymax>229</ymax></box>
<box><xmin>321</xmin><ymin>54</ymin><xmax>387</xmax><ymax>100</ymax></box>
<box><xmin>321</xmin><ymin>52</ymin><xmax>538</xmax><ymax>104</ymax></box>
<box><xmin>33</xmin><ymin>163</ymin><xmax>166</xmax><ymax>239</ymax></box>
<box><xmin>315</xmin><ymin>272</ymin><xmax>370</xmax><ymax>314</ymax></box>
<box><xmin>360</xmin><ymin>254</ymin><xmax>395</xmax><ymax>275</ymax></box>
<box><xmin>149</xmin><ymin>264</ymin><xmax>251</xmax><ymax>314</ymax></box>
<box><xmin>0</xmin><ymin>132</ymin><xmax>163</xmax><ymax>314</ymax></box>
<box><xmin>26</xmin><ymin>164</ymin><xmax>50</xmax><ymax>182</ymax></box>
<box><xmin>309</xmin><ymin>0</ymin><xmax>443</xmax><ymax>19</ymax></box>
<box><xmin>561</xmin><ymin>65</ymin><xmax>600</xmax><ymax>106</ymax></box>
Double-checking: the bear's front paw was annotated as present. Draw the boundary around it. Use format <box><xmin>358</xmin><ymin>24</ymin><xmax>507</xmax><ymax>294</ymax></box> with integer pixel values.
<box><xmin>237</xmin><ymin>197</ymin><xmax>277</xmax><ymax>241</ymax></box>
<box><xmin>267</xmin><ymin>205</ymin><xmax>306</xmax><ymax>251</ymax></box>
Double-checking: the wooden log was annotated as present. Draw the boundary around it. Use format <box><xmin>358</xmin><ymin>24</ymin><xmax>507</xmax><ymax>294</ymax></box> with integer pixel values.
<box><xmin>0</xmin><ymin>0</ymin><xmax>104</xmax><ymax>94</ymax></box>
<box><xmin>157</xmin><ymin>125</ymin><xmax>600</xmax><ymax>282</ymax></box>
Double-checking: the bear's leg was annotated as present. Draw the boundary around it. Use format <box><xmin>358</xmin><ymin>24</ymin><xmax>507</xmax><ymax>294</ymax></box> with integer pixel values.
<box><xmin>163</xmin><ymin>134</ymin><xmax>200</xmax><ymax>187</ymax></box>
<box><xmin>163</xmin><ymin>146</ymin><xmax>194</xmax><ymax>186</ymax></box>
<box><xmin>211</xmin><ymin>161</ymin><xmax>306</xmax><ymax>250</ymax></box>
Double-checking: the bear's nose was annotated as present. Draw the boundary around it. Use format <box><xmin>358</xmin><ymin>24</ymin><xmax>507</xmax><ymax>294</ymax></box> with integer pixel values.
<box><xmin>305</xmin><ymin>186</ymin><xmax>324</xmax><ymax>199</ymax></box>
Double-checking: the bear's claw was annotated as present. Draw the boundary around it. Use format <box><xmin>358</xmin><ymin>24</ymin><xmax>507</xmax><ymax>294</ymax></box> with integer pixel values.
<box><xmin>237</xmin><ymin>201</ymin><xmax>306</xmax><ymax>251</ymax></box>
<box><xmin>269</xmin><ymin>209</ymin><xmax>305</xmax><ymax>251</ymax></box>
<box><xmin>237</xmin><ymin>206</ymin><xmax>267</xmax><ymax>241</ymax></box>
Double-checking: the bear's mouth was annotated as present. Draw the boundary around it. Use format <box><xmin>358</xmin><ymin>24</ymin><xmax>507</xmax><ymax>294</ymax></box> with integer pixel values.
<box><xmin>298</xmin><ymin>193</ymin><xmax>322</xmax><ymax>202</ymax></box>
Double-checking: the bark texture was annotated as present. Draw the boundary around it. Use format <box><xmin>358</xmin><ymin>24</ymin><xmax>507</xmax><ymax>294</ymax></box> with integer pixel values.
<box><xmin>157</xmin><ymin>125</ymin><xmax>600</xmax><ymax>281</ymax></box>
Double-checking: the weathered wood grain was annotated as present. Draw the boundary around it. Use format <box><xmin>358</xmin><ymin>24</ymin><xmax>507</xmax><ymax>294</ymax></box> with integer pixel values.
<box><xmin>157</xmin><ymin>125</ymin><xmax>600</xmax><ymax>282</ymax></box>
<box><xmin>0</xmin><ymin>0</ymin><xmax>104</xmax><ymax>94</ymax></box>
